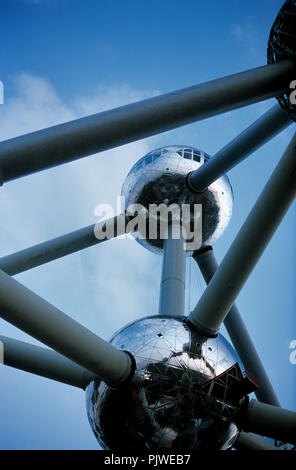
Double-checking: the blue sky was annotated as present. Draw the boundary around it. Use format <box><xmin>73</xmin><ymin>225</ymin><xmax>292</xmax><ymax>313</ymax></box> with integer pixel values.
<box><xmin>0</xmin><ymin>0</ymin><xmax>295</xmax><ymax>449</ymax></box>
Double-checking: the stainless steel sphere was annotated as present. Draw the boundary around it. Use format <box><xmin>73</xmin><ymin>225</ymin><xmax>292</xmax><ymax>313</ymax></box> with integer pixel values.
<box><xmin>121</xmin><ymin>146</ymin><xmax>233</xmax><ymax>254</ymax></box>
<box><xmin>267</xmin><ymin>0</ymin><xmax>296</xmax><ymax>121</ymax></box>
<box><xmin>86</xmin><ymin>315</ymin><xmax>241</xmax><ymax>450</ymax></box>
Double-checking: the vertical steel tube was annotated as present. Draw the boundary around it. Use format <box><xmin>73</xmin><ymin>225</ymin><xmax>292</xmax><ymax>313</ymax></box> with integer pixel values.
<box><xmin>189</xmin><ymin>133</ymin><xmax>296</xmax><ymax>335</ymax></box>
<box><xmin>158</xmin><ymin>224</ymin><xmax>186</xmax><ymax>316</ymax></box>
<box><xmin>193</xmin><ymin>246</ymin><xmax>280</xmax><ymax>407</ymax></box>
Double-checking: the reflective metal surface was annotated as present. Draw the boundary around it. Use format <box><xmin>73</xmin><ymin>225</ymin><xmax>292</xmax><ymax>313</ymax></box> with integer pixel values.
<box><xmin>267</xmin><ymin>0</ymin><xmax>296</xmax><ymax>121</ymax></box>
<box><xmin>121</xmin><ymin>146</ymin><xmax>233</xmax><ymax>254</ymax></box>
<box><xmin>86</xmin><ymin>315</ymin><xmax>240</xmax><ymax>450</ymax></box>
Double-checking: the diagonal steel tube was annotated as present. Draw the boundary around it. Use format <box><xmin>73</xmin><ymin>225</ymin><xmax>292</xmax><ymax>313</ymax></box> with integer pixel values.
<box><xmin>189</xmin><ymin>133</ymin><xmax>296</xmax><ymax>336</ymax></box>
<box><xmin>0</xmin><ymin>60</ymin><xmax>295</xmax><ymax>184</ymax></box>
<box><xmin>192</xmin><ymin>246</ymin><xmax>280</xmax><ymax>407</ymax></box>
<box><xmin>0</xmin><ymin>334</ymin><xmax>96</xmax><ymax>389</ymax></box>
<box><xmin>0</xmin><ymin>269</ymin><xmax>133</xmax><ymax>387</ymax></box>
<box><xmin>187</xmin><ymin>103</ymin><xmax>293</xmax><ymax>193</ymax></box>
<box><xmin>243</xmin><ymin>399</ymin><xmax>296</xmax><ymax>444</ymax></box>
<box><xmin>0</xmin><ymin>213</ymin><xmax>132</xmax><ymax>276</ymax></box>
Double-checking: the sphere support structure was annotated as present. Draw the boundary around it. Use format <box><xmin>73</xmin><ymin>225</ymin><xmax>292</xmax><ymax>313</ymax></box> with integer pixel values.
<box><xmin>0</xmin><ymin>269</ymin><xmax>134</xmax><ymax>387</ymax></box>
<box><xmin>0</xmin><ymin>213</ymin><xmax>132</xmax><ymax>276</ymax></box>
<box><xmin>0</xmin><ymin>334</ymin><xmax>96</xmax><ymax>389</ymax></box>
<box><xmin>244</xmin><ymin>399</ymin><xmax>296</xmax><ymax>444</ymax></box>
<box><xmin>189</xmin><ymin>133</ymin><xmax>296</xmax><ymax>336</ymax></box>
<box><xmin>192</xmin><ymin>247</ymin><xmax>280</xmax><ymax>407</ymax></box>
<box><xmin>187</xmin><ymin>103</ymin><xmax>292</xmax><ymax>193</ymax></box>
<box><xmin>0</xmin><ymin>60</ymin><xmax>295</xmax><ymax>184</ymax></box>
<box><xmin>158</xmin><ymin>224</ymin><xmax>186</xmax><ymax>317</ymax></box>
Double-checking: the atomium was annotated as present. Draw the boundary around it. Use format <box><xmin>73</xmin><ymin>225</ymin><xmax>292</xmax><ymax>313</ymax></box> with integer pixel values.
<box><xmin>0</xmin><ymin>0</ymin><xmax>295</xmax><ymax>453</ymax></box>
<box><xmin>86</xmin><ymin>315</ymin><xmax>244</xmax><ymax>451</ymax></box>
<box><xmin>121</xmin><ymin>146</ymin><xmax>233</xmax><ymax>254</ymax></box>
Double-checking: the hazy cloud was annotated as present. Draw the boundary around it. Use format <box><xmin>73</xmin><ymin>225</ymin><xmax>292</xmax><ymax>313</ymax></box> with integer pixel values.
<box><xmin>230</xmin><ymin>23</ymin><xmax>259</xmax><ymax>58</ymax></box>
<box><xmin>0</xmin><ymin>73</ymin><xmax>164</xmax><ymax>340</ymax></box>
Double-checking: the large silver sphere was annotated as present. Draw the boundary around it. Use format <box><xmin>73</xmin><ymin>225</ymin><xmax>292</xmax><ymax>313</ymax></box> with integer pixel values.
<box><xmin>121</xmin><ymin>146</ymin><xmax>233</xmax><ymax>254</ymax></box>
<box><xmin>86</xmin><ymin>315</ymin><xmax>241</xmax><ymax>450</ymax></box>
<box><xmin>267</xmin><ymin>0</ymin><xmax>296</xmax><ymax>121</ymax></box>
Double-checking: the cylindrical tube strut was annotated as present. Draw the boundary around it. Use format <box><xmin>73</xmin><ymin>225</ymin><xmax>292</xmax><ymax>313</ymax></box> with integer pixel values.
<box><xmin>243</xmin><ymin>399</ymin><xmax>296</xmax><ymax>444</ymax></box>
<box><xmin>0</xmin><ymin>334</ymin><xmax>96</xmax><ymax>389</ymax></box>
<box><xmin>189</xmin><ymin>132</ymin><xmax>296</xmax><ymax>335</ymax></box>
<box><xmin>158</xmin><ymin>224</ymin><xmax>186</xmax><ymax>316</ymax></box>
<box><xmin>0</xmin><ymin>60</ymin><xmax>295</xmax><ymax>184</ymax></box>
<box><xmin>192</xmin><ymin>246</ymin><xmax>280</xmax><ymax>407</ymax></box>
<box><xmin>0</xmin><ymin>269</ymin><xmax>133</xmax><ymax>387</ymax></box>
<box><xmin>187</xmin><ymin>103</ymin><xmax>293</xmax><ymax>192</ymax></box>
<box><xmin>235</xmin><ymin>432</ymin><xmax>279</xmax><ymax>451</ymax></box>
<box><xmin>0</xmin><ymin>213</ymin><xmax>131</xmax><ymax>276</ymax></box>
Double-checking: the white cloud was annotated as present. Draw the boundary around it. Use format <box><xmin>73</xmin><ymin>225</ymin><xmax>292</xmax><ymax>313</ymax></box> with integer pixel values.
<box><xmin>0</xmin><ymin>73</ymin><xmax>163</xmax><ymax>345</ymax></box>
<box><xmin>230</xmin><ymin>23</ymin><xmax>259</xmax><ymax>58</ymax></box>
<box><xmin>0</xmin><ymin>73</ymin><xmax>169</xmax><ymax>448</ymax></box>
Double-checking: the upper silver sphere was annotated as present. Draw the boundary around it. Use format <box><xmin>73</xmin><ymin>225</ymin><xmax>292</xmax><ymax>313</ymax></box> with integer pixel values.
<box><xmin>267</xmin><ymin>0</ymin><xmax>296</xmax><ymax>121</ymax></box>
<box><xmin>121</xmin><ymin>146</ymin><xmax>233</xmax><ymax>254</ymax></box>
<box><xmin>86</xmin><ymin>315</ymin><xmax>241</xmax><ymax>450</ymax></box>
